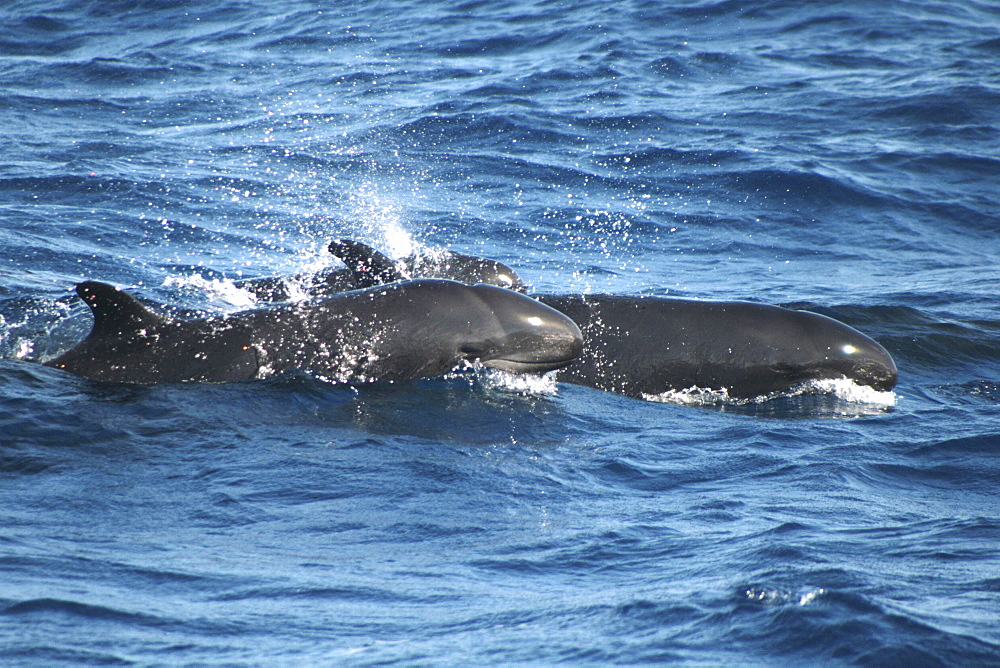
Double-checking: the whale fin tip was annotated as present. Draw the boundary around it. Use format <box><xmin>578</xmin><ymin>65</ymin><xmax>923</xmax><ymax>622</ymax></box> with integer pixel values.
<box><xmin>74</xmin><ymin>281</ymin><xmax>170</xmax><ymax>338</ymax></box>
<box><xmin>328</xmin><ymin>239</ymin><xmax>406</xmax><ymax>288</ymax></box>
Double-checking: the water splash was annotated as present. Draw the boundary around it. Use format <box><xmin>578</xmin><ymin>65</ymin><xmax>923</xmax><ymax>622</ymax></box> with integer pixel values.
<box><xmin>444</xmin><ymin>363</ymin><xmax>561</xmax><ymax>397</ymax></box>
<box><xmin>806</xmin><ymin>377</ymin><xmax>897</xmax><ymax>406</ymax></box>
<box><xmin>744</xmin><ymin>586</ymin><xmax>828</xmax><ymax>607</ymax></box>
<box><xmin>479</xmin><ymin>367</ymin><xmax>560</xmax><ymax>396</ymax></box>
<box><xmin>0</xmin><ymin>299</ymin><xmax>75</xmax><ymax>362</ymax></box>
<box><xmin>344</xmin><ymin>184</ymin><xmax>419</xmax><ymax>259</ymax></box>
<box><xmin>162</xmin><ymin>274</ymin><xmax>259</xmax><ymax>310</ymax></box>
<box><xmin>13</xmin><ymin>339</ymin><xmax>34</xmax><ymax>359</ymax></box>
<box><xmin>642</xmin><ymin>377</ymin><xmax>898</xmax><ymax>408</ymax></box>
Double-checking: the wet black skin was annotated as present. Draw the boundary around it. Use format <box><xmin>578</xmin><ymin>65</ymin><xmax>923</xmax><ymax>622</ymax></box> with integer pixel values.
<box><xmin>533</xmin><ymin>294</ymin><xmax>897</xmax><ymax>399</ymax></box>
<box><xmin>44</xmin><ymin>279</ymin><xmax>582</xmax><ymax>385</ymax></box>
<box><xmin>319</xmin><ymin>240</ymin><xmax>898</xmax><ymax>399</ymax></box>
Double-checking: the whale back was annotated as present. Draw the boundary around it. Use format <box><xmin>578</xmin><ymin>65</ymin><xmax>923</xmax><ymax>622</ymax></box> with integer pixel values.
<box><xmin>75</xmin><ymin>281</ymin><xmax>171</xmax><ymax>339</ymax></box>
<box><xmin>44</xmin><ymin>279</ymin><xmax>581</xmax><ymax>385</ymax></box>
<box><xmin>329</xmin><ymin>239</ymin><xmax>526</xmax><ymax>293</ymax></box>
<box><xmin>287</xmin><ymin>279</ymin><xmax>582</xmax><ymax>380</ymax></box>
<box><xmin>401</xmin><ymin>250</ymin><xmax>525</xmax><ymax>292</ymax></box>
<box><xmin>45</xmin><ymin>281</ymin><xmax>260</xmax><ymax>384</ymax></box>
<box><xmin>235</xmin><ymin>240</ymin><xmax>526</xmax><ymax>301</ymax></box>
<box><xmin>328</xmin><ymin>239</ymin><xmax>405</xmax><ymax>288</ymax></box>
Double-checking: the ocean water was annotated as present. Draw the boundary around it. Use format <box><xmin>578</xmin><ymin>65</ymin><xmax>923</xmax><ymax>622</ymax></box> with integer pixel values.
<box><xmin>2</xmin><ymin>0</ymin><xmax>999</xmax><ymax>664</ymax></box>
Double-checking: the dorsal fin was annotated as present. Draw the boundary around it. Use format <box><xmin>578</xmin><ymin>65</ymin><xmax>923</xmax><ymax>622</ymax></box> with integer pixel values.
<box><xmin>75</xmin><ymin>281</ymin><xmax>170</xmax><ymax>339</ymax></box>
<box><xmin>328</xmin><ymin>239</ymin><xmax>406</xmax><ymax>289</ymax></box>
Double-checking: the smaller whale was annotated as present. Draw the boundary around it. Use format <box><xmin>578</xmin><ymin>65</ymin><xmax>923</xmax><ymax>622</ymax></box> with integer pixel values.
<box><xmin>235</xmin><ymin>242</ymin><xmax>525</xmax><ymax>301</ymax></box>
<box><xmin>45</xmin><ymin>279</ymin><xmax>582</xmax><ymax>385</ymax></box>
<box><xmin>324</xmin><ymin>240</ymin><xmax>898</xmax><ymax>399</ymax></box>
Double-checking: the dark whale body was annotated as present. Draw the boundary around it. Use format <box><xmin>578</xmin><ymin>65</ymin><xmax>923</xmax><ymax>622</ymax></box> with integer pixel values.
<box><xmin>235</xmin><ymin>243</ymin><xmax>525</xmax><ymax>301</ymax></box>
<box><xmin>535</xmin><ymin>294</ymin><xmax>897</xmax><ymax>399</ymax></box>
<box><xmin>45</xmin><ymin>279</ymin><xmax>582</xmax><ymax>385</ymax></box>
<box><xmin>320</xmin><ymin>240</ymin><xmax>898</xmax><ymax>399</ymax></box>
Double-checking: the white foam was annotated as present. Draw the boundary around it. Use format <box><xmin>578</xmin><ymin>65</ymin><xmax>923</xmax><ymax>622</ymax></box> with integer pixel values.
<box><xmin>805</xmin><ymin>377</ymin><xmax>897</xmax><ymax>406</ymax></box>
<box><xmin>446</xmin><ymin>363</ymin><xmax>560</xmax><ymax>397</ymax></box>
<box><xmin>642</xmin><ymin>386</ymin><xmax>737</xmax><ymax>406</ymax></box>
<box><xmin>481</xmin><ymin>368</ymin><xmax>560</xmax><ymax>396</ymax></box>
<box><xmin>642</xmin><ymin>376</ymin><xmax>898</xmax><ymax>408</ymax></box>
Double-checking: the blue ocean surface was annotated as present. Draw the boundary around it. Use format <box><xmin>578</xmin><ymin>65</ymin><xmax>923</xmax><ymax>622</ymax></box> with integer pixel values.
<box><xmin>2</xmin><ymin>0</ymin><xmax>999</xmax><ymax>664</ymax></box>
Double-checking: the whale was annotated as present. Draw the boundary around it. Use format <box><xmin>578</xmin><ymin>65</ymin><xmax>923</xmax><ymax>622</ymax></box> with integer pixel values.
<box><xmin>44</xmin><ymin>279</ymin><xmax>582</xmax><ymax>385</ymax></box>
<box><xmin>234</xmin><ymin>242</ymin><xmax>525</xmax><ymax>301</ymax></box>
<box><xmin>532</xmin><ymin>294</ymin><xmax>897</xmax><ymax>399</ymax></box>
<box><xmin>320</xmin><ymin>240</ymin><xmax>898</xmax><ymax>399</ymax></box>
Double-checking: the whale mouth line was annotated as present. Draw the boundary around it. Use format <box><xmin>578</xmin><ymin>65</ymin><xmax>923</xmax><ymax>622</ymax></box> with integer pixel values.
<box><xmin>481</xmin><ymin>356</ymin><xmax>578</xmax><ymax>374</ymax></box>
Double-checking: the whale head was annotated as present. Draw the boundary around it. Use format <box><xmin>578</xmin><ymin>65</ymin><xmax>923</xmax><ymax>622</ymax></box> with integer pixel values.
<box><xmin>456</xmin><ymin>284</ymin><xmax>582</xmax><ymax>374</ymax></box>
<box><xmin>817</xmin><ymin>332</ymin><xmax>898</xmax><ymax>392</ymax></box>
<box><xmin>408</xmin><ymin>252</ymin><xmax>526</xmax><ymax>293</ymax></box>
<box><xmin>774</xmin><ymin>309</ymin><xmax>898</xmax><ymax>393</ymax></box>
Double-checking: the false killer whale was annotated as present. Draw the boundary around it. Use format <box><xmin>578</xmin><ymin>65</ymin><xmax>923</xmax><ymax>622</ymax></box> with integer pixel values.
<box><xmin>234</xmin><ymin>241</ymin><xmax>525</xmax><ymax>301</ymax></box>
<box><xmin>533</xmin><ymin>293</ymin><xmax>897</xmax><ymax>399</ymax></box>
<box><xmin>321</xmin><ymin>240</ymin><xmax>898</xmax><ymax>399</ymax></box>
<box><xmin>44</xmin><ymin>279</ymin><xmax>582</xmax><ymax>385</ymax></box>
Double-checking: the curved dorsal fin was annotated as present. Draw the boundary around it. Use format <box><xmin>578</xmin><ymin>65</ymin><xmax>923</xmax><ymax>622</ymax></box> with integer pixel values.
<box><xmin>76</xmin><ymin>281</ymin><xmax>170</xmax><ymax>339</ymax></box>
<box><xmin>328</xmin><ymin>239</ymin><xmax>406</xmax><ymax>289</ymax></box>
